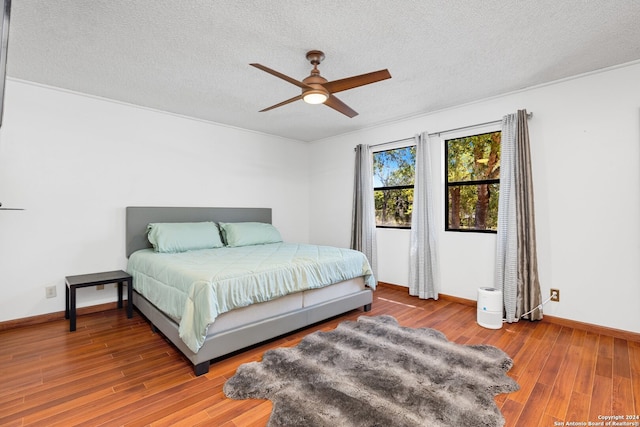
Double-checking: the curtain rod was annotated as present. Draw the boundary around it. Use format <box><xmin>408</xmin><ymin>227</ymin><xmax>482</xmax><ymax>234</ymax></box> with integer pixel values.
<box><xmin>367</xmin><ymin>112</ymin><xmax>533</xmax><ymax>149</ymax></box>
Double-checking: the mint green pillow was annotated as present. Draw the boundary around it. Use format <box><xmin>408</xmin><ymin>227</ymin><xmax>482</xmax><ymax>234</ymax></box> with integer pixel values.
<box><xmin>147</xmin><ymin>222</ymin><xmax>224</xmax><ymax>253</ymax></box>
<box><xmin>219</xmin><ymin>222</ymin><xmax>283</xmax><ymax>247</ymax></box>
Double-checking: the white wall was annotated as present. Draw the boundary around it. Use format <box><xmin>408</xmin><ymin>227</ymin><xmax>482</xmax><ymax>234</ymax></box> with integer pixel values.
<box><xmin>3</xmin><ymin>61</ymin><xmax>640</xmax><ymax>335</ymax></box>
<box><xmin>0</xmin><ymin>80</ymin><xmax>309</xmax><ymax>321</ymax></box>
<box><xmin>309</xmin><ymin>61</ymin><xmax>640</xmax><ymax>334</ymax></box>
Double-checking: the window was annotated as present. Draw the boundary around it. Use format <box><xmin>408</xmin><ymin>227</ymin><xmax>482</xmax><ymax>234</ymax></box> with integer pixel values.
<box><xmin>445</xmin><ymin>131</ymin><xmax>501</xmax><ymax>232</ymax></box>
<box><xmin>373</xmin><ymin>145</ymin><xmax>416</xmax><ymax>228</ymax></box>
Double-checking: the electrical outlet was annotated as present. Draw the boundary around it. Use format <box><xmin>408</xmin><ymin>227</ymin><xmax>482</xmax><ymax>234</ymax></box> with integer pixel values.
<box><xmin>96</xmin><ymin>285</ymin><xmax>104</xmax><ymax>290</ymax></box>
<box><xmin>550</xmin><ymin>288</ymin><xmax>560</xmax><ymax>302</ymax></box>
<box><xmin>45</xmin><ymin>286</ymin><xmax>57</xmax><ymax>298</ymax></box>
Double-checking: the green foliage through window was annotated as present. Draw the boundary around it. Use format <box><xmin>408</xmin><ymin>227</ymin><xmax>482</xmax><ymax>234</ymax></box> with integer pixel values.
<box><xmin>446</xmin><ymin>131</ymin><xmax>501</xmax><ymax>232</ymax></box>
<box><xmin>373</xmin><ymin>146</ymin><xmax>416</xmax><ymax>228</ymax></box>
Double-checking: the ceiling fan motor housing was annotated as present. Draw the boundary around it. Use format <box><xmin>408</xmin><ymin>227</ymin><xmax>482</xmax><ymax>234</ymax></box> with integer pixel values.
<box><xmin>302</xmin><ymin>52</ymin><xmax>329</xmax><ymax>103</ymax></box>
<box><xmin>302</xmin><ymin>73</ymin><xmax>329</xmax><ymax>102</ymax></box>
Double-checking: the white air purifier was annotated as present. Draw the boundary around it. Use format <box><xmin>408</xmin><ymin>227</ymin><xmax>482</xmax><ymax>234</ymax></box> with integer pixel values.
<box><xmin>477</xmin><ymin>287</ymin><xmax>503</xmax><ymax>329</ymax></box>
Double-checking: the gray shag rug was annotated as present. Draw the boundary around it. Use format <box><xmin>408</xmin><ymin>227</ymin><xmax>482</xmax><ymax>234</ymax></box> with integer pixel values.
<box><xmin>223</xmin><ymin>315</ymin><xmax>519</xmax><ymax>427</ymax></box>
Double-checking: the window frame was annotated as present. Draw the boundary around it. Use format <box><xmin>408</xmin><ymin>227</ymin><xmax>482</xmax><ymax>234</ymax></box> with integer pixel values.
<box><xmin>444</xmin><ymin>130</ymin><xmax>501</xmax><ymax>234</ymax></box>
<box><xmin>372</xmin><ymin>143</ymin><xmax>416</xmax><ymax>230</ymax></box>
<box><xmin>374</xmin><ymin>184</ymin><xmax>414</xmax><ymax>229</ymax></box>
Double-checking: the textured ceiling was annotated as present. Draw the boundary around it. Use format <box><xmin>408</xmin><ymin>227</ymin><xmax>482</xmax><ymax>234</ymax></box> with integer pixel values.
<box><xmin>7</xmin><ymin>1</ymin><xmax>640</xmax><ymax>142</ymax></box>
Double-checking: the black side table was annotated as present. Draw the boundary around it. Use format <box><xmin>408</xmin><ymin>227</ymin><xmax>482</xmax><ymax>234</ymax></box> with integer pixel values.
<box><xmin>65</xmin><ymin>270</ymin><xmax>133</xmax><ymax>331</ymax></box>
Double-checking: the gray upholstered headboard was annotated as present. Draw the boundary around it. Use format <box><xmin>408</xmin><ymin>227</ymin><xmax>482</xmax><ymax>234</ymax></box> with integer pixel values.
<box><xmin>125</xmin><ymin>206</ymin><xmax>272</xmax><ymax>257</ymax></box>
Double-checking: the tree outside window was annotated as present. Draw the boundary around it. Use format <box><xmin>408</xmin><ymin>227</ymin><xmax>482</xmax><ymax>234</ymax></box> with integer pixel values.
<box><xmin>373</xmin><ymin>146</ymin><xmax>416</xmax><ymax>228</ymax></box>
<box><xmin>446</xmin><ymin>131</ymin><xmax>501</xmax><ymax>232</ymax></box>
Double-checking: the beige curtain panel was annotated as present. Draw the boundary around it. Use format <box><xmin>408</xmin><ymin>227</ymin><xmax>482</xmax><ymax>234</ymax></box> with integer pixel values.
<box><xmin>496</xmin><ymin>109</ymin><xmax>542</xmax><ymax>322</ymax></box>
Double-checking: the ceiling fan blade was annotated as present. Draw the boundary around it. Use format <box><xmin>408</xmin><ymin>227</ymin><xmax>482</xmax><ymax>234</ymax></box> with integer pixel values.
<box><xmin>259</xmin><ymin>94</ymin><xmax>303</xmax><ymax>112</ymax></box>
<box><xmin>324</xmin><ymin>94</ymin><xmax>358</xmax><ymax>118</ymax></box>
<box><xmin>323</xmin><ymin>69</ymin><xmax>391</xmax><ymax>94</ymax></box>
<box><xmin>250</xmin><ymin>63</ymin><xmax>310</xmax><ymax>89</ymax></box>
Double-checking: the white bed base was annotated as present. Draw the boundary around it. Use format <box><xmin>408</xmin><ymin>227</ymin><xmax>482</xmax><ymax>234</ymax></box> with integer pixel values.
<box><xmin>126</xmin><ymin>206</ymin><xmax>373</xmax><ymax>376</ymax></box>
<box><xmin>133</xmin><ymin>279</ymin><xmax>372</xmax><ymax>376</ymax></box>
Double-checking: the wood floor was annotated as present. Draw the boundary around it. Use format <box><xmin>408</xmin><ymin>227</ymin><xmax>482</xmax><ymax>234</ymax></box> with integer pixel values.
<box><xmin>1</xmin><ymin>284</ymin><xmax>639</xmax><ymax>426</ymax></box>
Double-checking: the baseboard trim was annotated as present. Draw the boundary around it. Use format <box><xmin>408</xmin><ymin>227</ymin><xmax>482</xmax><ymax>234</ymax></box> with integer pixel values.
<box><xmin>0</xmin><ymin>302</ymin><xmax>119</xmax><ymax>331</ymax></box>
<box><xmin>438</xmin><ymin>293</ymin><xmax>476</xmax><ymax>307</ymax></box>
<box><xmin>541</xmin><ymin>315</ymin><xmax>640</xmax><ymax>343</ymax></box>
<box><xmin>376</xmin><ymin>281</ymin><xmax>407</xmax><ymax>291</ymax></box>
<box><xmin>4</xmin><ymin>286</ymin><xmax>639</xmax><ymax>343</ymax></box>
<box><xmin>377</xmin><ymin>281</ymin><xmax>476</xmax><ymax>307</ymax></box>
<box><xmin>376</xmin><ymin>281</ymin><xmax>640</xmax><ymax>342</ymax></box>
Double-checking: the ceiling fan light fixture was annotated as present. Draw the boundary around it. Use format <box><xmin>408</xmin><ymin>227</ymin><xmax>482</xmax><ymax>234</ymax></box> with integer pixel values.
<box><xmin>303</xmin><ymin>89</ymin><xmax>328</xmax><ymax>104</ymax></box>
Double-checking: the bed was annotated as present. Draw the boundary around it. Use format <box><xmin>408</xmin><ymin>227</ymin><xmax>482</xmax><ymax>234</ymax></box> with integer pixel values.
<box><xmin>125</xmin><ymin>206</ymin><xmax>375</xmax><ymax>376</ymax></box>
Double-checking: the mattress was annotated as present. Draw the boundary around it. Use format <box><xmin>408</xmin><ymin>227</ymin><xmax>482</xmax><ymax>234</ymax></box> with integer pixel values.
<box><xmin>127</xmin><ymin>243</ymin><xmax>375</xmax><ymax>352</ymax></box>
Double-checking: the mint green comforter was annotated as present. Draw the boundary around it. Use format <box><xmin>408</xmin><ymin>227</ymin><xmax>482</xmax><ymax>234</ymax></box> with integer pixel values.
<box><xmin>127</xmin><ymin>243</ymin><xmax>375</xmax><ymax>353</ymax></box>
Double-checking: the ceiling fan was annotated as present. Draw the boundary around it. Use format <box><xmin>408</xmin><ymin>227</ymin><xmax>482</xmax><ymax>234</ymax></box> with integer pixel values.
<box><xmin>250</xmin><ymin>50</ymin><xmax>391</xmax><ymax>118</ymax></box>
